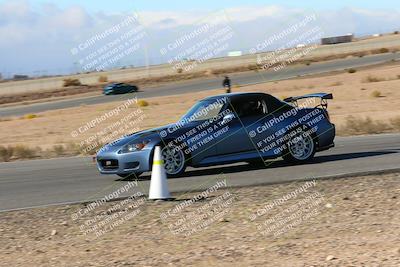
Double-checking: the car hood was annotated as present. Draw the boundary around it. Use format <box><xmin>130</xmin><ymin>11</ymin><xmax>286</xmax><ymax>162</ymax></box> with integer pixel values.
<box><xmin>104</xmin><ymin>121</ymin><xmax>198</xmax><ymax>148</ymax></box>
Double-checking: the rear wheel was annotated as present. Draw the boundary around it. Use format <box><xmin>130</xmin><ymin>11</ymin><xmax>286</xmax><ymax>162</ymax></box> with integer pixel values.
<box><xmin>161</xmin><ymin>144</ymin><xmax>186</xmax><ymax>177</ymax></box>
<box><xmin>283</xmin><ymin>128</ymin><xmax>316</xmax><ymax>163</ymax></box>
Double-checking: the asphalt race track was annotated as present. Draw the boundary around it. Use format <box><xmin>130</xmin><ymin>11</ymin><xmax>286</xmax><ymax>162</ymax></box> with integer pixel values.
<box><xmin>0</xmin><ymin>133</ymin><xmax>399</xmax><ymax>212</ymax></box>
<box><xmin>1</xmin><ymin>52</ymin><xmax>399</xmax><ymax>117</ymax></box>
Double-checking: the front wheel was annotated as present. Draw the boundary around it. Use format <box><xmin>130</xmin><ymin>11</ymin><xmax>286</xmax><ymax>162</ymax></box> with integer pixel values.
<box><xmin>160</xmin><ymin>144</ymin><xmax>186</xmax><ymax>177</ymax></box>
<box><xmin>282</xmin><ymin>128</ymin><xmax>316</xmax><ymax>163</ymax></box>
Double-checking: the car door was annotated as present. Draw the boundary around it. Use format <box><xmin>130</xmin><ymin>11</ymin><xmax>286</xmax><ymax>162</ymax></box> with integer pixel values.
<box><xmin>112</xmin><ymin>84</ymin><xmax>121</xmax><ymax>94</ymax></box>
<box><xmin>120</xmin><ymin>84</ymin><xmax>129</xmax><ymax>93</ymax></box>
<box><xmin>215</xmin><ymin>95</ymin><xmax>267</xmax><ymax>156</ymax></box>
<box><xmin>247</xmin><ymin>95</ymin><xmax>295</xmax><ymax>158</ymax></box>
<box><xmin>124</xmin><ymin>84</ymin><xmax>134</xmax><ymax>93</ymax></box>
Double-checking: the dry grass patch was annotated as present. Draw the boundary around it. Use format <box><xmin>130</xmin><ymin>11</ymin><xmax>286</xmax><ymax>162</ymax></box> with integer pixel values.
<box><xmin>13</xmin><ymin>145</ymin><xmax>37</xmax><ymax>159</ymax></box>
<box><xmin>52</xmin><ymin>145</ymin><xmax>65</xmax><ymax>156</ymax></box>
<box><xmin>137</xmin><ymin>100</ymin><xmax>149</xmax><ymax>107</ymax></box>
<box><xmin>23</xmin><ymin>114</ymin><xmax>38</xmax><ymax>119</ymax></box>
<box><xmin>379</xmin><ymin>47</ymin><xmax>390</xmax><ymax>53</ymax></box>
<box><xmin>339</xmin><ymin>116</ymin><xmax>392</xmax><ymax>135</ymax></box>
<box><xmin>347</xmin><ymin>68</ymin><xmax>357</xmax><ymax>73</ymax></box>
<box><xmin>0</xmin><ymin>146</ymin><xmax>14</xmax><ymax>162</ymax></box>
<box><xmin>362</xmin><ymin>75</ymin><xmax>386</xmax><ymax>83</ymax></box>
<box><xmin>370</xmin><ymin>90</ymin><xmax>382</xmax><ymax>98</ymax></box>
<box><xmin>63</xmin><ymin>78</ymin><xmax>81</xmax><ymax>87</ymax></box>
<box><xmin>98</xmin><ymin>75</ymin><xmax>108</xmax><ymax>83</ymax></box>
<box><xmin>390</xmin><ymin>116</ymin><xmax>400</xmax><ymax>131</ymax></box>
<box><xmin>330</xmin><ymin>81</ymin><xmax>343</xmax><ymax>86</ymax></box>
<box><xmin>0</xmin><ymin>143</ymin><xmax>86</xmax><ymax>162</ymax></box>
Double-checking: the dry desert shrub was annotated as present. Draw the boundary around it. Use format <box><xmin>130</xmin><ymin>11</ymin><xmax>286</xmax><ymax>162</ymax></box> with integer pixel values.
<box><xmin>390</xmin><ymin>117</ymin><xmax>400</xmax><ymax>131</ymax></box>
<box><xmin>63</xmin><ymin>78</ymin><xmax>81</xmax><ymax>87</ymax></box>
<box><xmin>330</xmin><ymin>81</ymin><xmax>343</xmax><ymax>86</ymax></box>
<box><xmin>379</xmin><ymin>48</ymin><xmax>390</xmax><ymax>53</ymax></box>
<box><xmin>0</xmin><ymin>117</ymin><xmax>12</xmax><ymax>122</ymax></box>
<box><xmin>341</xmin><ymin>116</ymin><xmax>390</xmax><ymax>135</ymax></box>
<box><xmin>362</xmin><ymin>75</ymin><xmax>386</xmax><ymax>83</ymax></box>
<box><xmin>53</xmin><ymin>145</ymin><xmax>65</xmax><ymax>156</ymax></box>
<box><xmin>247</xmin><ymin>64</ymin><xmax>260</xmax><ymax>71</ymax></box>
<box><xmin>0</xmin><ymin>146</ymin><xmax>14</xmax><ymax>162</ymax></box>
<box><xmin>23</xmin><ymin>114</ymin><xmax>37</xmax><ymax>119</ymax></box>
<box><xmin>13</xmin><ymin>145</ymin><xmax>36</xmax><ymax>159</ymax></box>
<box><xmin>347</xmin><ymin>68</ymin><xmax>357</xmax><ymax>73</ymax></box>
<box><xmin>65</xmin><ymin>142</ymin><xmax>81</xmax><ymax>154</ymax></box>
<box><xmin>137</xmin><ymin>100</ymin><xmax>149</xmax><ymax>107</ymax></box>
<box><xmin>98</xmin><ymin>75</ymin><xmax>108</xmax><ymax>83</ymax></box>
<box><xmin>370</xmin><ymin>90</ymin><xmax>382</xmax><ymax>98</ymax></box>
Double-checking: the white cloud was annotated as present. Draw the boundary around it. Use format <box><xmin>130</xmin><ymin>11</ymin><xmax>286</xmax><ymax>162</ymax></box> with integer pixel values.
<box><xmin>0</xmin><ymin>0</ymin><xmax>31</xmax><ymax>19</ymax></box>
<box><xmin>51</xmin><ymin>6</ymin><xmax>91</xmax><ymax>28</ymax></box>
<box><xmin>137</xmin><ymin>6</ymin><xmax>284</xmax><ymax>28</ymax></box>
<box><xmin>224</xmin><ymin>5</ymin><xmax>283</xmax><ymax>22</ymax></box>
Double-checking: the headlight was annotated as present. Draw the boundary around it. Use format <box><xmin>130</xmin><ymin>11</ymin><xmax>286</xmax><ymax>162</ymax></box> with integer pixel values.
<box><xmin>119</xmin><ymin>140</ymin><xmax>150</xmax><ymax>154</ymax></box>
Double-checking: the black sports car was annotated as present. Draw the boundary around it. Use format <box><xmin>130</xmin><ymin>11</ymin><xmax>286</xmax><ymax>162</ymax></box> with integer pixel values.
<box><xmin>103</xmin><ymin>83</ymin><xmax>138</xmax><ymax>95</ymax></box>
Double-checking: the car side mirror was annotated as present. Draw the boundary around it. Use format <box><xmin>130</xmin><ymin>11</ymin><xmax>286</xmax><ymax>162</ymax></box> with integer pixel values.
<box><xmin>222</xmin><ymin>113</ymin><xmax>235</xmax><ymax>125</ymax></box>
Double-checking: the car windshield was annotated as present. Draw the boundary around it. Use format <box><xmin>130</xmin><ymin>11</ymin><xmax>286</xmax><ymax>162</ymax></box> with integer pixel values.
<box><xmin>181</xmin><ymin>99</ymin><xmax>225</xmax><ymax>122</ymax></box>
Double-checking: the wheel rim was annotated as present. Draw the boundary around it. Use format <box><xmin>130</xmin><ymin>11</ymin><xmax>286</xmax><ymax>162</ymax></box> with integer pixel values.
<box><xmin>288</xmin><ymin>131</ymin><xmax>314</xmax><ymax>160</ymax></box>
<box><xmin>161</xmin><ymin>145</ymin><xmax>185</xmax><ymax>175</ymax></box>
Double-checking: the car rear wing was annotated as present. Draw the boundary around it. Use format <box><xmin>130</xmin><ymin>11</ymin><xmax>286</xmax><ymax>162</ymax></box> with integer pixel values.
<box><xmin>284</xmin><ymin>93</ymin><xmax>333</xmax><ymax>109</ymax></box>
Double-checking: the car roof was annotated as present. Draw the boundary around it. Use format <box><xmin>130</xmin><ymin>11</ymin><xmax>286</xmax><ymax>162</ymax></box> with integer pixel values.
<box><xmin>202</xmin><ymin>92</ymin><xmax>270</xmax><ymax>101</ymax></box>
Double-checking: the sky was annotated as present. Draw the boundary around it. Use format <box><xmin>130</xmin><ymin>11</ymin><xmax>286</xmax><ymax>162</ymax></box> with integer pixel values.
<box><xmin>0</xmin><ymin>0</ymin><xmax>399</xmax><ymax>77</ymax></box>
<box><xmin>18</xmin><ymin>0</ymin><xmax>400</xmax><ymax>13</ymax></box>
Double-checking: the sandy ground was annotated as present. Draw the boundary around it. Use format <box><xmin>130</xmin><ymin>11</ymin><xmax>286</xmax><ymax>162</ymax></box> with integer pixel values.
<box><xmin>1</xmin><ymin>62</ymin><xmax>400</xmax><ymax>152</ymax></box>
<box><xmin>0</xmin><ymin>173</ymin><xmax>399</xmax><ymax>266</ymax></box>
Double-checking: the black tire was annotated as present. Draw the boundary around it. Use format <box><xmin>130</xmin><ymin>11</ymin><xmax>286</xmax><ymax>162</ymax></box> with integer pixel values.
<box><xmin>282</xmin><ymin>127</ymin><xmax>316</xmax><ymax>163</ymax></box>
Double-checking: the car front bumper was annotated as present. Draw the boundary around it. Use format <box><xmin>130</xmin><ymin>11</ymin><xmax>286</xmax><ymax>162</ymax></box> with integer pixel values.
<box><xmin>103</xmin><ymin>90</ymin><xmax>114</xmax><ymax>95</ymax></box>
<box><xmin>96</xmin><ymin>148</ymin><xmax>152</xmax><ymax>175</ymax></box>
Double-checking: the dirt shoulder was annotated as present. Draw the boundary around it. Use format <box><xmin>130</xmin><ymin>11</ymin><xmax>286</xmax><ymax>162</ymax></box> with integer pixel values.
<box><xmin>0</xmin><ymin>173</ymin><xmax>399</xmax><ymax>266</ymax></box>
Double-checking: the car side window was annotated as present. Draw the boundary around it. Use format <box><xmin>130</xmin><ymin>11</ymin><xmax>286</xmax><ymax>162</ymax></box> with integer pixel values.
<box><xmin>231</xmin><ymin>97</ymin><xmax>267</xmax><ymax>118</ymax></box>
